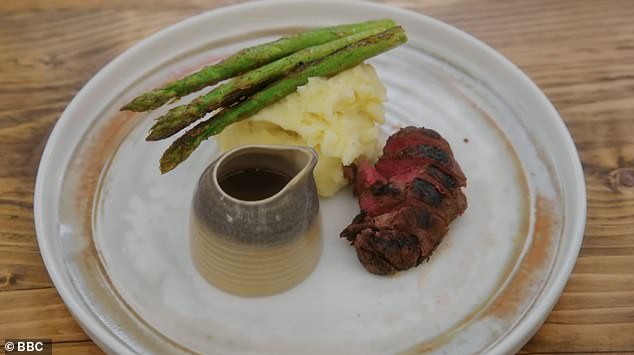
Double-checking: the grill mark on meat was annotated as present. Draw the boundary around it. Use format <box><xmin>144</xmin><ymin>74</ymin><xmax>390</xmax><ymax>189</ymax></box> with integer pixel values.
<box><xmin>411</xmin><ymin>178</ymin><xmax>444</xmax><ymax>207</ymax></box>
<box><xmin>356</xmin><ymin>243</ymin><xmax>398</xmax><ymax>275</ymax></box>
<box><xmin>399</xmin><ymin>206</ymin><xmax>433</xmax><ymax>230</ymax></box>
<box><xmin>412</xmin><ymin>145</ymin><xmax>450</xmax><ymax>164</ymax></box>
<box><xmin>414</xmin><ymin>208</ymin><xmax>432</xmax><ymax>229</ymax></box>
<box><xmin>412</xmin><ymin>168</ymin><xmax>467</xmax><ymax>220</ymax></box>
<box><xmin>427</xmin><ymin>166</ymin><xmax>458</xmax><ymax>189</ymax></box>
<box><xmin>354</xmin><ymin>228</ymin><xmax>422</xmax><ymax>275</ymax></box>
<box><xmin>370</xmin><ymin>182</ymin><xmax>401</xmax><ymax>196</ymax></box>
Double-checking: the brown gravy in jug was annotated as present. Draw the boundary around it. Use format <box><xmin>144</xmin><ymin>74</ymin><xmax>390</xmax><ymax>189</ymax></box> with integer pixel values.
<box><xmin>219</xmin><ymin>168</ymin><xmax>291</xmax><ymax>201</ymax></box>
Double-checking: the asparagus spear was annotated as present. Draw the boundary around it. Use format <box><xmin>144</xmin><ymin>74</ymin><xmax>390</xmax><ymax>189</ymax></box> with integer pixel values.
<box><xmin>121</xmin><ymin>19</ymin><xmax>396</xmax><ymax>112</ymax></box>
<box><xmin>160</xmin><ymin>26</ymin><xmax>407</xmax><ymax>173</ymax></box>
<box><xmin>146</xmin><ymin>25</ymin><xmax>394</xmax><ymax>141</ymax></box>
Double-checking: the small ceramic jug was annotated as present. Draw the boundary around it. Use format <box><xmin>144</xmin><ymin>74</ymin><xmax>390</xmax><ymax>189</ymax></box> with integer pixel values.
<box><xmin>190</xmin><ymin>144</ymin><xmax>322</xmax><ymax>297</ymax></box>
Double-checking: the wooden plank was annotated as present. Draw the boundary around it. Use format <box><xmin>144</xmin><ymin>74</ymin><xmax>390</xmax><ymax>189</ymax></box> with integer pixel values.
<box><xmin>0</xmin><ymin>288</ymin><xmax>89</xmax><ymax>342</ymax></box>
<box><xmin>523</xmin><ymin>323</ymin><xmax>634</xmax><ymax>353</ymax></box>
<box><xmin>51</xmin><ymin>341</ymin><xmax>105</xmax><ymax>355</ymax></box>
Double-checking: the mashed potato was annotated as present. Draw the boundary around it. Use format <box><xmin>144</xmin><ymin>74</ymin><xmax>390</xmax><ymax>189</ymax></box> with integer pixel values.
<box><xmin>217</xmin><ymin>64</ymin><xmax>386</xmax><ymax>197</ymax></box>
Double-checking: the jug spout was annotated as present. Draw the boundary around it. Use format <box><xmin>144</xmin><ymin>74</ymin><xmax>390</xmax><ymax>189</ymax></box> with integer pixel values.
<box><xmin>282</xmin><ymin>145</ymin><xmax>319</xmax><ymax>189</ymax></box>
<box><xmin>291</xmin><ymin>145</ymin><xmax>319</xmax><ymax>170</ymax></box>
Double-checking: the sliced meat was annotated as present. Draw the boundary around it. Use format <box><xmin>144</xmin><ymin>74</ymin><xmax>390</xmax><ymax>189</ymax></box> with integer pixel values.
<box><xmin>345</xmin><ymin>159</ymin><xmax>388</xmax><ymax>197</ymax></box>
<box><xmin>375</xmin><ymin>145</ymin><xmax>466</xmax><ymax>186</ymax></box>
<box><xmin>382</xmin><ymin>126</ymin><xmax>453</xmax><ymax>154</ymax></box>
<box><xmin>354</xmin><ymin>228</ymin><xmax>422</xmax><ymax>275</ymax></box>
<box><xmin>341</xmin><ymin>126</ymin><xmax>467</xmax><ymax>275</ymax></box>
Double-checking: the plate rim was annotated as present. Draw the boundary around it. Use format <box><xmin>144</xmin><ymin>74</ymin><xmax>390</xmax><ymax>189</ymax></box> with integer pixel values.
<box><xmin>34</xmin><ymin>1</ymin><xmax>587</xmax><ymax>354</ymax></box>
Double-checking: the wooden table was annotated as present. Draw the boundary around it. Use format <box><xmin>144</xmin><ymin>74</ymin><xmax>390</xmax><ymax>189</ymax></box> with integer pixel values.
<box><xmin>1</xmin><ymin>0</ymin><xmax>633</xmax><ymax>353</ymax></box>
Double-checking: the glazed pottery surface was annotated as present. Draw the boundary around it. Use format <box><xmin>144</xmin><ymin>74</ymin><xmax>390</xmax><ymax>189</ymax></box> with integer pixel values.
<box><xmin>190</xmin><ymin>144</ymin><xmax>322</xmax><ymax>297</ymax></box>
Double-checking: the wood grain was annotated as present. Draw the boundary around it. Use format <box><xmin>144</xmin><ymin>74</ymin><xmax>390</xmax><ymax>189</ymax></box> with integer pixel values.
<box><xmin>0</xmin><ymin>0</ymin><xmax>632</xmax><ymax>353</ymax></box>
<box><xmin>51</xmin><ymin>342</ymin><xmax>105</xmax><ymax>355</ymax></box>
<box><xmin>0</xmin><ymin>289</ymin><xmax>89</xmax><ymax>342</ymax></box>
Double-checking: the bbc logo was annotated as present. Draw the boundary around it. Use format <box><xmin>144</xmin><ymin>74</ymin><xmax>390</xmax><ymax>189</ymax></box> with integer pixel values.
<box><xmin>3</xmin><ymin>339</ymin><xmax>52</xmax><ymax>354</ymax></box>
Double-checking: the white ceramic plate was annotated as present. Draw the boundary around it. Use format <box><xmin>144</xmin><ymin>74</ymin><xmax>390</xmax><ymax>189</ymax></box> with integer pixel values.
<box><xmin>34</xmin><ymin>1</ymin><xmax>586</xmax><ymax>354</ymax></box>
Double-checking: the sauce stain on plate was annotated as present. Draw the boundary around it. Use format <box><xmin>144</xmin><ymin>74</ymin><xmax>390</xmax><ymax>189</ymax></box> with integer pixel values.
<box><xmin>487</xmin><ymin>195</ymin><xmax>558</xmax><ymax>319</ymax></box>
